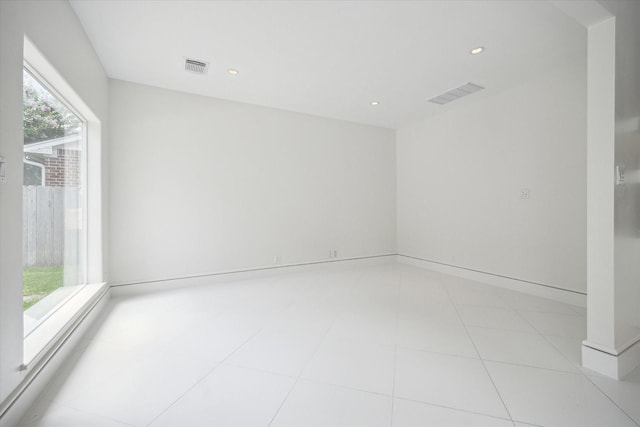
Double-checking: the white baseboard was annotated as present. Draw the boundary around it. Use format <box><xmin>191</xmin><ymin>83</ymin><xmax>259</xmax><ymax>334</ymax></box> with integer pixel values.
<box><xmin>110</xmin><ymin>254</ymin><xmax>397</xmax><ymax>298</ymax></box>
<box><xmin>397</xmin><ymin>254</ymin><xmax>586</xmax><ymax>307</ymax></box>
<box><xmin>582</xmin><ymin>336</ymin><xmax>640</xmax><ymax>379</ymax></box>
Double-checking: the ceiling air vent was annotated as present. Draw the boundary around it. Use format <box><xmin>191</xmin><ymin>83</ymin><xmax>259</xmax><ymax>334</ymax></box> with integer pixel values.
<box><xmin>428</xmin><ymin>82</ymin><xmax>484</xmax><ymax>105</ymax></box>
<box><xmin>185</xmin><ymin>58</ymin><xmax>209</xmax><ymax>74</ymax></box>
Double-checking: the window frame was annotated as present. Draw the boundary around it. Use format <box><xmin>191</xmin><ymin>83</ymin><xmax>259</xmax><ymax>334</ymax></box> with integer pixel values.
<box><xmin>18</xmin><ymin>38</ymin><xmax>107</xmax><ymax>368</ymax></box>
<box><xmin>22</xmin><ymin>62</ymin><xmax>89</xmax><ymax>288</ymax></box>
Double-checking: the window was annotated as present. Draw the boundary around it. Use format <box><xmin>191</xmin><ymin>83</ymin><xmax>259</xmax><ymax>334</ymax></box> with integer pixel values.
<box><xmin>22</xmin><ymin>66</ymin><xmax>87</xmax><ymax>338</ymax></box>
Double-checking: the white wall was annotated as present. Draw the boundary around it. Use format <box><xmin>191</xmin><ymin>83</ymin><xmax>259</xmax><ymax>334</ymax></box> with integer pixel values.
<box><xmin>0</xmin><ymin>0</ymin><xmax>108</xmax><ymax>407</ymax></box>
<box><xmin>397</xmin><ymin>58</ymin><xmax>587</xmax><ymax>294</ymax></box>
<box><xmin>109</xmin><ymin>80</ymin><xmax>396</xmax><ymax>285</ymax></box>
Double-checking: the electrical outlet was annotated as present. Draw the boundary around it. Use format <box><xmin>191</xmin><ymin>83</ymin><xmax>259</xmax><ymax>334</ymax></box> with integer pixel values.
<box><xmin>274</xmin><ymin>255</ymin><xmax>281</xmax><ymax>264</ymax></box>
<box><xmin>520</xmin><ymin>188</ymin><xmax>530</xmax><ymax>199</ymax></box>
<box><xmin>333</xmin><ymin>250</ymin><xmax>338</xmax><ymax>258</ymax></box>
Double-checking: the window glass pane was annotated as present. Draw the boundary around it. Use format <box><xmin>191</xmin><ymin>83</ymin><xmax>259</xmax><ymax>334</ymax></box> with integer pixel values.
<box><xmin>23</xmin><ymin>67</ymin><xmax>86</xmax><ymax>337</ymax></box>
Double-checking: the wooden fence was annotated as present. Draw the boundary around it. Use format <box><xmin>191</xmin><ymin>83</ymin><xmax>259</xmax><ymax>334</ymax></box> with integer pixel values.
<box><xmin>22</xmin><ymin>186</ymin><xmax>80</xmax><ymax>268</ymax></box>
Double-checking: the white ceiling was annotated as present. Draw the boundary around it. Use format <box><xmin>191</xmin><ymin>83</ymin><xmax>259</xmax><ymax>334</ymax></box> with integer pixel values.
<box><xmin>69</xmin><ymin>0</ymin><xmax>585</xmax><ymax>129</ymax></box>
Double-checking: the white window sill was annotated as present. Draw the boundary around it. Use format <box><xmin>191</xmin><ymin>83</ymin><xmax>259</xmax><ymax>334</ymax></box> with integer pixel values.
<box><xmin>23</xmin><ymin>282</ymin><xmax>109</xmax><ymax>368</ymax></box>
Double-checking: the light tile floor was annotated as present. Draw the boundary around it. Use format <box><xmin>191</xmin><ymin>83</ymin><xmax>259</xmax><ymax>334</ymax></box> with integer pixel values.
<box><xmin>19</xmin><ymin>263</ymin><xmax>640</xmax><ymax>427</ymax></box>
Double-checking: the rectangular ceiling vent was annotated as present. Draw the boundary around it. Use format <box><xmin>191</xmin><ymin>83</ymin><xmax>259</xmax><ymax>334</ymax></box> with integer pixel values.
<box><xmin>428</xmin><ymin>82</ymin><xmax>484</xmax><ymax>105</ymax></box>
<box><xmin>185</xmin><ymin>58</ymin><xmax>209</xmax><ymax>74</ymax></box>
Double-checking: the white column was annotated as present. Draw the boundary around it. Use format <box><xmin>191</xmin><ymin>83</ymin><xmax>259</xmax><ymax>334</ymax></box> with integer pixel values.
<box><xmin>582</xmin><ymin>14</ymin><xmax>640</xmax><ymax>379</ymax></box>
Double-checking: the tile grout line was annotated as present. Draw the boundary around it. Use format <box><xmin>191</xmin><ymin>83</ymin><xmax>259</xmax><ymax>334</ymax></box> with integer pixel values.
<box><xmin>267</xmin><ymin>300</ymin><xmax>340</xmax><ymax>427</ymax></box>
<box><xmin>443</xmin><ymin>284</ymin><xmax>516</xmax><ymax>425</ymax></box>
<box><xmin>292</xmin><ymin>375</ymin><xmax>517</xmax><ymax>425</ymax></box>
<box><xmin>47</xmin><ymin>304</ymin><xmax>223</xmax><ymax>426</ymax></box>
<box><xmin>583</xmin><ymin>373</ymin><xmax>640</xmax><ymax>427</ymax></box>
<box><xmin>513</xmin><ymin>304</ymin><xmax>581</xmax><ymax>368</ymax></box>
<box><xmin>393</xmin><ymin>395</ymin><xmax>517</xmax><ymax>425</ymax></box>
<box><xmin>390</xmin><ymin>267</ymin><xmax>402</xmax><ymax>427</ymax></box>
<box><xmin>32</xmin><ymin>263</ymin><xmax>635</xmax><ymax>427</ymax></box>
<box><xmin>251</xmin><ymin>288</ymin><xmax>314</xmax><ymax>427</ymax></box>
<box><xmin>26</xmin><ymin>400</ymin><xmax>137</xmax><ymax>427</ymax></box>
<box><xmin>452</xmin><ymin>307</ymin><xmax>585</xmax><ymax>375</ymax></box>
<box><xmin>196</xmin><ymin>282</ymin><xmax>337</xmax><ymax>427</ymax></box>
<box><xmin>145</xmin><ymin>314</ymin><xmax>279</xmax><ymax>427</ymax></box>
<box><xmin>512</xmin><ymin>302</ymin><xmax>640</xmax><ymax>427</ymax></box>
<box><xmin>267</xmin><ymin>267</ymin><xmax>401</xmax><ymax>426</ymax></box>
<box><xmin>500</xmin><ymin>296</ymin><xmax>584</xmax><ymax>427</ymax></box>
<box><xmin>396</xmin><ymin>341</ymin><xmax>592</xmax><ymax>377</ymax></box>
<box><xmin>266</xmin><ymin>376</ymin><xmax>298</xmax><ymax>427</ymax></box>
<box><xmin>268</xmin><ymin>266</ymin><xmax>400</xmax><ymax>426</ymax></box>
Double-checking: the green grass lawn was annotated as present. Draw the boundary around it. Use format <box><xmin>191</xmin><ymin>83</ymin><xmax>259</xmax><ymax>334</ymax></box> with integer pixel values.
<box><xmin>23</xmin><ymin>265</ymin><xmax>64</xmax><ymax>310</ymax></box>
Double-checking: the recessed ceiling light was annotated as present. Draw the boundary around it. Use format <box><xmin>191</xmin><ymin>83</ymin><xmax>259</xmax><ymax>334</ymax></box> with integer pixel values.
<box><xmin>370</xmin><ymin>101</ymin><xmax>380</xmax><ymax>106</ymax></box>
<box><xmin>227</xmin><ymin>68</ymin><xmax>239</xmax><ymax>75</ymax></box>
<box><xmin>470</xmin><ymin>46</ymin><xmax>484</xmax><ymax>55</ymax></box>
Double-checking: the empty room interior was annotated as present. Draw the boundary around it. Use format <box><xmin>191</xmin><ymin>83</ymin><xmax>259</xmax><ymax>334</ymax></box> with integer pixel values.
<box><xmin>1</xmin><ymin>0</ymin><xmax>640</xmax><ymax>426</ymax></box>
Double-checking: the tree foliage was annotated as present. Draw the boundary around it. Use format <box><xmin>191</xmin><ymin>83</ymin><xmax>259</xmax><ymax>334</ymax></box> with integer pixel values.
<box><xmin>23</xmin><ymin>70</ymin><xmax>79</xmax><ymax>143</ymax></box>
<box><xmin>23</xmin><ymin>88</ymin><xmax>67</xmax><ymax>143</ymax></box>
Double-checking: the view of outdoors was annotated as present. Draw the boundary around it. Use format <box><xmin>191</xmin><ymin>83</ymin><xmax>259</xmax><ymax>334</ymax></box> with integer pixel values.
<box><xmin>23</xmin><ymin>67</ymin><xmax>85</xmax><ymax>335</ymax></box>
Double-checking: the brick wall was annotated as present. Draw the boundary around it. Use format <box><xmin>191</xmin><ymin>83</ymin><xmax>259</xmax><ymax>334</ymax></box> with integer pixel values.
<box><xmin>44</xmin><ymin>149</ymin><xmax>81</xmax><ymax>187</ymax></box>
